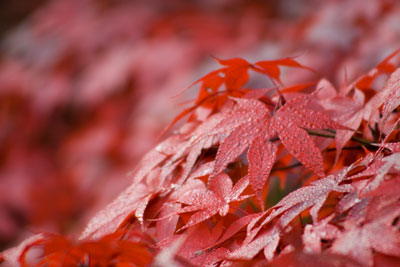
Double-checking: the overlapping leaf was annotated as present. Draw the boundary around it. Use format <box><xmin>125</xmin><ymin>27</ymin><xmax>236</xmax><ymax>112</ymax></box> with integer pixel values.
<box><xmin>205</xmin><ymin>98</ymin><xmax>275</xmax><ymax>206</ymax></box>
<box><xmin>331</xmin><ymin>196</ymin><xmax>400</xmax><ymax>266</ymax></box>
<box><xmin>227</xmin><ymin>166</ymin><xmax>354</xmax><ymax>261</ymax></box>
<box><xmin>315</xmin><ymin>79</ymin><xmax>365</xmax><ymax>161</ymax></box>
<box><xmin>15</xmin><ymin>231</ymin><xmax>153</xmax><ymax>267</ymax></box>
<box><xmin>3</xmin><ymin>33</ymin><xmax>400</xmax><ymax>267</ymax></box>
<box><xmin>174</xmin><ymin>173</ymin><xmax>250</xmax><ymax>231</ymax></box>
<box><xmin>254</xmin><ymin>58</ymin><xmax>314</xmax><ymax>85</ymax></box>
<box><xmin>271</xmin><ymin>94</ymin><xmax>350</xmax><ymax>177</ymax></box>
<box><xmin>166</xmin><ymin>56</ymin><xmax>314</xmax><ymax>131</ymax></box>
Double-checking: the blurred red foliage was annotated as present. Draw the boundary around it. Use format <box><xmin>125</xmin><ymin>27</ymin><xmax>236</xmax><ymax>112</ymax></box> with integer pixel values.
<box><xmin>1</xmin><ymin>0</ymin><xmax>400</xmax><ymax>266</ymax></box>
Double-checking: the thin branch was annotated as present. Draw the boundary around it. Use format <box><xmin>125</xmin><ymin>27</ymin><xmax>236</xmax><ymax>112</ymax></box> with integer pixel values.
<box><xmin>272</xmin><ymin>162</ymin><xmax>302</xmax><ymax>171</ymax></box>
<box><xmin>305</xmin><ymin>129</ymin><xmax>335</xmax><ymax>138</ymax></box>
<box><xmin>305</xmin><ymin>129</ymin><xmax>375</xmax><ymax>148</ymax></box>
<box><xmin>326</xmin><ymin>146</ymin><xmax>364</xmax><ymax>152</ymax></box>
<box><xmin>269</xmin><ymin>129</ymin><xmax>374</xmax><ymax>148</ymax></box>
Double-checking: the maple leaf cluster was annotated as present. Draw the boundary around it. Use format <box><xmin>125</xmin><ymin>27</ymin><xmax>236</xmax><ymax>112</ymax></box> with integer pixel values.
<box><xmin>0</xmin><ymin>0</ymin><xmax>278</xmax><ymax>248</ymax></box>
<box><xmin>3</xmin><ymin>48</ymin><xmax>400</xmax><ymax>267</ymax></box>
<box><xmin>2</xmin><ymin>0</ymin><xmax>400</xmax><ymax>266</ymax></box>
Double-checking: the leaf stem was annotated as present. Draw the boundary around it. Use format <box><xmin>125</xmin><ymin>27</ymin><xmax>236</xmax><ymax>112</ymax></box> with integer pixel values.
<box><xmin>272</xmin><ymin>162</ymin><xmax>302</xmax><ymax>171</ymax></box>
<box><xmin>326</xmin><ymin>146</ymin><xmax>364</xmax><ymax>152</ymax></box>
<box><xmin>268</xmin><ymin>128</ymin><xmax>375</xmax><ymax>150</ymax></box>
<box><xmin>305</xmin><ymin>129</ymin><xmax>335</xmax><ymax>138</ymax></box>
<box><xmin>305</xmin><ymin>129</ymin><xmax>375</xmax><ymax>148</ymax></box>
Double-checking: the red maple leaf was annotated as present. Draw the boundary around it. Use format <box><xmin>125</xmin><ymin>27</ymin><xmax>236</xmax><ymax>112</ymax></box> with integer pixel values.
<box><xmin>157</xmin><ymin>222</ymin><xmax>229</xmax><ymax>266</ymax></box>
<box><xmin>271</xmin><ymin>94</ymin><xmax>349</xmax><ymax>177</ymax></box>
<box><xmin>206</xmin><ymin>92</ymin><xmax>348</xmax><ymax>207</ymax></box>
<box><xmin>254</xmin><ymin>57</ymin><xmax>315</xmax><ymax>85</ymax></box>
<box><xmin>353</xmin><ymin>48</ymin><xmax>400</xmax><ymax>92</ymax></box>
<box><xmin>315</xmin><ymin>79</ymin><xmax>365</xmax><ymax>162</ymax></box>
<box><xmin>16</xmin><ymin>231</ymin><xmax>153</xmax><ymax>267</ymax></box>
<box><xmin>331</xmin><ymin>198</ymin><xmax>400</xmax><ymax>266</ymax></box>
<box><xmin>206</xmin><ymin>98</ymin><xmax>275</xmax><ymax>205</ymax></box>
<box><xmin>174</xmin><ymin>173</ymin><xmax>250</xmax><ymax>231</ymax></box>
<box><xmin>231</xmin><ymin>166</ymin><xmax>354</xmax><ymax>260</ymax></box>
<box><xmin>164</xmin><ymin>56</ymin><xmax>314</xmax><ymax>133</ymax></box>
<box><xmin>302</xmin><ymin>214</ymin><xmax>340</xmax><ymax>253</ymax></box>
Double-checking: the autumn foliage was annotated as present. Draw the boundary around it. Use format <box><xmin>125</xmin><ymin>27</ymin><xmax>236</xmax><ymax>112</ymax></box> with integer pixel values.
<box><xmin>2</xmin><ymin>0</ymin><xmax>400</xmax><ymax>266</ymax></box>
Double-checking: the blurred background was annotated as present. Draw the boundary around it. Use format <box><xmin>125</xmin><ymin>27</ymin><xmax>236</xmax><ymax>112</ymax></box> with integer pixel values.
<box><xmin>0</xmin><ymin>0</ymin><xmax>399</xmax><ymax>250</ymax></box>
